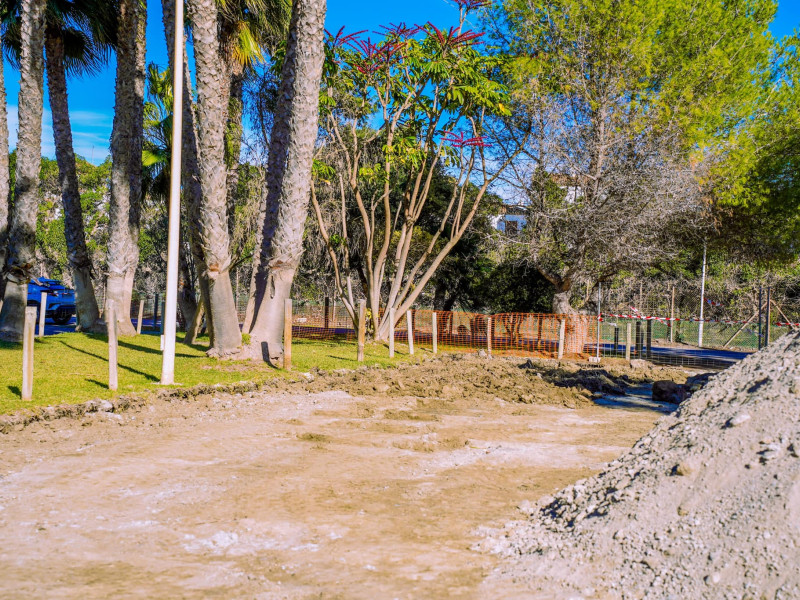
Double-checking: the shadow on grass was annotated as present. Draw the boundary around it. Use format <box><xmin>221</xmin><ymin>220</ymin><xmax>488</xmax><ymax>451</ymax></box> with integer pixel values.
<box><xmin>7</xmin><ymin>385</ymin><xmax>20</xmax><ymax>398</ymax></box>
<box><xmin>85</xmin><ymin>379</ymin><xmax>108</xmax><ymax>391</ymax></box>
<box><xmin>117</xmin><ymin>338</ymin><xmax>200</xmax><ymax>358</ymax></box>
<box><xmin>58</xmin><ymin>341</ymin><xmax>159</xmax><ymax>382</ymax></box>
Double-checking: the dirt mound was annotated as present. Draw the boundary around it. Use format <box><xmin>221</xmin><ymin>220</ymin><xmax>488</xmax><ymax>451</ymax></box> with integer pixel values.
<box><xmin>292</xmin><ymin>354</ymin><xmax>690</xmax><ymax>409</ymax></box>
<box><xmin>477</xmin><ymin>332</ymin><xmax>800</xmax><ymax>599</ymax></box>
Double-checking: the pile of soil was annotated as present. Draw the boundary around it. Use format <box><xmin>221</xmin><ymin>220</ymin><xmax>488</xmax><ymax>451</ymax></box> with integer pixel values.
<box><xmin>294</xmin><ymin>354</ymin><xmax>691</xmax><ymax>409</ymax></box>
<box><xmin>477</xmin><ymin>332</ymin><xmax>800</xmax><ymax>598</ymax></box>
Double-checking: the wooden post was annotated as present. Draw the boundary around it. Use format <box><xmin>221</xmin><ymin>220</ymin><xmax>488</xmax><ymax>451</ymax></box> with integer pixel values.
<box><xmin>136</xmin><ymin>299</ymin><xmax>145</xmax><ymax>335</ymax></box>
<box><xmin>22</xmin><ymin>307</ymin><xmax>36</xmax><ymax>401</ymax></box>
<box><xmin>38</xmin><ymin>291</ymin><xmax>47</xmax><ymax>337</ymax></box>
<box><xmin>388</xmin><ymin>308</ymin><xmax>395</xmax><ymax>358</ymax></box>
<box><xmin>487</xmin><ymin>317</ymin><xmax>492</xmax><ymax>356</ymax></box>
<box><xmin>357</xmin><ymin>299</ymin><xmax>366</xmax><ymax>362</ymax></box>
<box><xmin>613</xmin><ymin>325</ymin><xmax>620</xmax><ymax>355</ymax></box>
<box><xmin>160</xmin><ymin>300</ymin><xmax>166</xmax><ymax>335</ymax></box>
<box><xmin>625</xmin><ymin>322</ymin><xmax>632</xmax><ymax>360</ymax></box>
<box><xmin>283</xmin><ymin>298</ymin><xmax>292</xmax><ymax>370</ymax></box>
<box><xmin>432</xmin><ymin>312</ymin><xmax>438</xmax><ymax>354</ymax></box>
<box><xmin>153</xmin><ymin>293</ymin><xmax>160</xmax><ymax>332</ymax></box>
<box><xmin>557</xmin><ymin>318</ymin><xmax>566</xmax><ymax>359</ymax></box>
<box><xmin>646</xmin><ymin>320</ymin><xmax>653</xmax><ymax>359</ymax></box>
<box><xmin>406</xmin><ymin>310</ymin><xmax>414</xmax><ymax>355</ymax></box>
<box><xmin>669</xmin><ymin>286</ymin><xmax>676</xmax><ymax>342</ymax></box>
<box><xmin>108</xmin><ymin>303</ymin><xmax>118</xmax><ymax>391</ymax></box>
<box><xmin>324</xmin><ymin>296</ymin><xmax>330</xmax><ymax>331</ymax></box>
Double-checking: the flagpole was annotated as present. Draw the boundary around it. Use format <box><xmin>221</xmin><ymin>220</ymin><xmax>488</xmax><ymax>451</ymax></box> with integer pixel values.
<box><xmin>161</xmin><ymin>0</ymin><xmax>184</xmax><ymax>385</ymax></box>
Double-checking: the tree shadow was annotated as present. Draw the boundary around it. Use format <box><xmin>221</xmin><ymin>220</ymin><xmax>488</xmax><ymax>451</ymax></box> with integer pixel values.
<box><xmin>58</xmin><ymin>341</ymin><xmax>159</xmax><ymax>382</ymax></box>
<box><xmin>84</xmin><ymin>379</ymin><xmax>108</xmax><ymax>390</ymax></box>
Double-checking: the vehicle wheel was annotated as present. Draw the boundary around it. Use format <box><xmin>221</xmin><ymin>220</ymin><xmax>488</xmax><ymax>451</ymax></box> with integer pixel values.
<box><xmin>53</xmin><ymin>313</ymin><xmax>72</xmax><ymax>325</ymax></box>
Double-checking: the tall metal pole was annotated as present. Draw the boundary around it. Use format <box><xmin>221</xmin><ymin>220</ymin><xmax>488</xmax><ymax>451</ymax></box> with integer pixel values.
<box><xmin>160</xmin><ymin>0</ymin><xmax>184</xmax><ymax>385</ymax></box>
<box><xmin>698</xmin><ymin>241</ymin><xmax>707</xmax><ymax>348</ymax></box>
<box><xmin>757</xmin><ymin>285</ymin><xmax>763</xmax><ymax>350</ymax></box>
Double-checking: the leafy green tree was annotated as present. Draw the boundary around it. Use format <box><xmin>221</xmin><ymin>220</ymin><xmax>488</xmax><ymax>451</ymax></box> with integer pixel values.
<box><xmin>309</xmin><ymin>6</ymin><xmax>529</xmax><ymax>342</ymax></box>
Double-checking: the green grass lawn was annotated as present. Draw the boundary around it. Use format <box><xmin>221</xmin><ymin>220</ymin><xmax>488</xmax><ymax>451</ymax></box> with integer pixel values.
<box><xmin>0</xmin><ymin>332</ymin><xmax>418</xmax><ymax>415</ymax></box>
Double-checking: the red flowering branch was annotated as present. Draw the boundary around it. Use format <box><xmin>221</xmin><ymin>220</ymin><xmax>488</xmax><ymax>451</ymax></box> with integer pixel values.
<box><xmin>325</xmin><ymin>26</ymin><xmax>367</xmax><ymax>49</ymax></box>
<box><xmin>424</xmin><ymin>23</ymin><xmax>485</xmax><ymax>49</ymax></box>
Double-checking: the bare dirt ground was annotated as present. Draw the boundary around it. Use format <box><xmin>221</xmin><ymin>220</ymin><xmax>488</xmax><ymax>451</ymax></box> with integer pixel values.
<box><xmin>0</xmin><ymin>356</ymin><xmax>686</xmax><ymax>599</ymax></box>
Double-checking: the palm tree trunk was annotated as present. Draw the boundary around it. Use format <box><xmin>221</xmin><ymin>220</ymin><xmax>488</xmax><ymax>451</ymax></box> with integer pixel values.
<box><xmin>247</xmin><ymin>0</ymin><xmax>326</xmax><ymax>364</ymax></box>
<box><xmin>44</xmin><ymin>31</ymin><xmax>101</xmax><ymax>331</ymax></box>
<box><xmin>104</xmin><ymin>0</ymin><xmax>147</xmax><ymax>336</ymax></box>
<box><xmin>0</xmin><ymin>27</ymin><xmax>10</xmax><ymax>303</ymax></box>
<box><xmin>0</xmin><ymin>0</ymin><xmax>46</xmax><ymax>341</ymax></box>
<box><xmin>188</xmin><ymin>0</ymin><xmax>241</xmax><ymax>356</ymax></box>
<box><xmin>226</xmin><ymin>69</ymin><xmax>245</xmax><ymax>240</ymax></box>
<box><xmin>161</xmin><ymin>0</ymin><xmax>213</xmax><ymax>347</ymax></box>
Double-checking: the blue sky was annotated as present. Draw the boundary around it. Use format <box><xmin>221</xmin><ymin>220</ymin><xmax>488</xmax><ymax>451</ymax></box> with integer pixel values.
<box><xmin>2</xmin><ymin>0</ymin><xmax>798</xmax><ymax>163</ymax></box>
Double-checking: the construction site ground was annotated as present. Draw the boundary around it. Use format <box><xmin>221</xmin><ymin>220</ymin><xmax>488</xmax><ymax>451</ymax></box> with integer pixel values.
<box><xmin>0</xmin><ymin>355</ymin><xmax>693</xmax><ymax>599</ymax></box>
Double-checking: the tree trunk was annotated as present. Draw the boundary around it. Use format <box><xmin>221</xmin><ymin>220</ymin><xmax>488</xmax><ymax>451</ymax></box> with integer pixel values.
<box><xmin>226</xmin><ymin>69</ymin><xmax>245</xmax><ymax>240</ymax></box>
<box><xmin>552</xmin><ymin>287</ymin><xmax>575</xmax><ymax>314</ymax></box>
<box><xmin>161</xmin><ymin>0</ymin><xmax>212</xmax><ymax>347</ymax></box>
<box><xmin>188</xmin><ymin>0</ymin><xmax>242</xmax><ymax>356</ymax></box>
<box><xmin>247</xmin><ymin>0</ymin><xmax>326</xmax><ymax>365</ymax></box>
<box><xmin>0</xmin><ymin>25</ymin><xmax>10</xmax><ymax>303</ymax></box>
<box><xmin>104</xmin><ymin>0</ymin><xmax>147</xmax><ymax>336</ymax></box>
<box><xmin>0</xmin><ymin>0</ymin><xmax>46</xmax><ymax>341</ymax></box>
<box><xmin>44</xmin><ymin>32</ymin><xmax>101</xmax><ymax>331</ymax></box>
<box><xmin>177</xmin><ymin>242</ymin><xmax>198</xmax><ymax>332</ymax></box>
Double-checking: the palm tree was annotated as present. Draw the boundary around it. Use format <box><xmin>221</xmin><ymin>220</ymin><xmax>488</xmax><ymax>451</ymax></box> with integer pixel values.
<box><xmin>247</xmin><ymin>0</ymin><xmax>326</xmax><ymax>364</ymax></box>
<box><xmin>0</xmin><ymin>0</ymin><xmax>47</xmax><ymax>340</ymax></box>
<box><xmin>160</xmin><ymin>0</ymin><xmax>211</xmax><ymax>346</ymax></box>
<box><xmin>0</xmin><ymin>8</ymin><xmax>11</xmax><ymax>303</ymax></box>
<box><xmin>105</xmin><ymin>0</ymin><xmax>146</xmax><ymax>336</ymax></box>
<box><xmin>186</xmin><ymin>0</ymin><xmax>242</xmax><ymax>356</ymax></box>
<box><xmin>41</xmin><ymin>0</ymin><xmax>116</xmax><ymax>330</ymax></box>
<box><xmin>141</xmin><ymin>63</ymin><xmax>199</xmax><ymax>332</ymax></box>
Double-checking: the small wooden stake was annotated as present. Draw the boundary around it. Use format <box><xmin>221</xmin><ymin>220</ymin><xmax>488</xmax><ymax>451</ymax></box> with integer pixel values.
<box><xmin>406</xmin><ymin>310</ymin><xmax>414</xmax><ymax>355</ymax></box>
<box><xmin>388</xmin><ymin>308</ymin><xmax>395</xmax><ymax>358</ymax></box>
<box><xmin>324</xmin><ymin>296</ymin><xmax>331</xmax><ymax>331</ymax></box>
<box><xmin>283</xmin><ymin>298</ymin><xmax>293</xmax><ymax>370</ymax></box>
<box><xmin>22</xmin><ymin>307</ymin><xmax>36</xmax><ymax>401</ymax></box>
<box><xmin>357</xmin><ymin>299</ymin><xmax>366</xmax><ymax>362</ymax></box>
<box><xmin>38</xmin><ymin>291</ymin><xmax>47</xmax><ymax>337</ymax></box>
<box><xmin>136</xmin><ymin>299</ymin><xmax>145</xmax><ymax>335</ymax></box>
<box><xmin>557</xmin><ymin>319</ymin><xmax>566</xmax><ymax>359</ymax></box>
<box><xmin>486</xmin><ymin>317</ymin><xmax>492</xmax><ymax>356</ymax></box>
<box><xmin>108</xmin><ymin>303</ymin><xmax>118</xmax><ymax>392</ymax></box>
<box><xmin>432</xmin><ymin>312</ymin><xmax>438</xmax><ymax>354</ymax></box>
<box><xmin>625</xmin><ymin>322</ymin><xmax>632</xmax><ymax>360</ymax></box>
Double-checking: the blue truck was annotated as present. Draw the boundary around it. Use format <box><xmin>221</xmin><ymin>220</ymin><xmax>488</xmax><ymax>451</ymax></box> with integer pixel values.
<box><xmin>27</xmin><ymin>278</ymin><xmax>76</xmax><ymax>325</ymax></box>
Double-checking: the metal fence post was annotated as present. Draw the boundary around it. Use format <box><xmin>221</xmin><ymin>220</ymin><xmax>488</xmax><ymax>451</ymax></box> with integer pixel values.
<box><xmin>153</xmin><ymin>293</ymin><xmax>160</xmax><ymax>332</ymax></box>
<box><xmin>613</xmin><ymin>325</ymin><xmax>619</xmax><ymax>355</ymax></box>
<box><xmin>357</xmin><ymin>299</ymin><xmax>366</xmax><ymax>362</ymax></box>
<box><xmin>765</xmin><ymin>286</ymin><xmax>771</xmax><ymax>347</ymax></box>
<box><xmin>669</xmin><ymin>286</ymin><xmax>676</xmax><ymax>343</ymax></box>
<box><xmin>324</xmin><ymin>296</ymin><xmax>330</xmax><ymax>331</ymax></box>
<box><xmin>22</xmin><ymin>307</ymin><xmax>36</xmax><ymax>401</ymax></box>
<box><xmin>38</xmin><ymin>291</ymin><xmax>47</xmax><ymax>337</ymax></box>
<box><xmin>646</xmin><ymin>320</ymin><xmax>652</xmax><ymax>359</ymax></box>
<box><xmin>487</xmin><ymin>317</ymin><xmax>492</xmax><ymax>356</ymax></box>
<box><xmin>758</xmin><ymin>286</ymin><xmax>763</xmax><ymax>350</ymax></box>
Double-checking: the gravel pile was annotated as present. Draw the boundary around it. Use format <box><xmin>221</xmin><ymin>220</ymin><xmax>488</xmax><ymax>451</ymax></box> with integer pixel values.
<box><xmin>478</xmin><ymin>331</ymin><xmax>800</xmax><ymax>599</ymax></box>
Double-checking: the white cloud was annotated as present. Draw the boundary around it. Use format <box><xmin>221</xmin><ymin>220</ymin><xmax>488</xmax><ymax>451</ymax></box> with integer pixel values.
<box><xmin>6</xmin><ymin>104</ymin><xmax>111</xmax><ymax>164</ymax></box>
